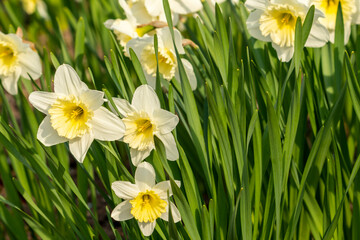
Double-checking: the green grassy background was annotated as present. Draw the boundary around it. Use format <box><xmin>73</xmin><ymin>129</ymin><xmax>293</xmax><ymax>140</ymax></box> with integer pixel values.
<box><xmin>1</xmin><ymin>0</ymin><xmax>360</xmax><ymax>239</ymax></box>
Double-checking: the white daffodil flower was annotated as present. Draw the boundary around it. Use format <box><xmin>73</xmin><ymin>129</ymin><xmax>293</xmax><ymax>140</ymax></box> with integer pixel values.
<box><xmin>119</xmin><ymin>0</ymin><xmax>161</xmax><ymax>25</ymax></box>
<box><xmin>310</xmin><ymin>0</ymin><xmax>360</xmax><ymax>44</ymax></box>
<box><xmin>111</xmin><ymin>162</ymin><xmax>181</xmax><ymax>236</ymax></box>
<box><xmin>0</xmin><ymin>31</ymin><xmax>42</xmax><ymax>95</ymax></box>
<box><xmin>29</xmin><ymin>64</ymin><xmax>125</xmax><ymax>163</ymax></box>
<box><xmin>105</xmin><ymin>0</ymin><xmax>147</xmax><ymax>50</ymax></box>
<box><xmin>21</xmin><ymin>0</ymin><xmax>48</xmax><ymax>18</ymax></box>
<box><xmin>118</xmin><ymin>0</ymin><xmax>202</xmax><ymax>26</ymax></box>
<box><xmin>112</xmin><ymin>84</ymin><xmax>179</xmax><ymax>166</ymax></box>
<box><xmin>245</xmin><ymin>0</ymin><xmax>330</xmax><ymax>62</ymax></box>
<box><xmin>126</xmin><ymin>27</ymin><xmax>197</xmax><ymax>90</ymax></box>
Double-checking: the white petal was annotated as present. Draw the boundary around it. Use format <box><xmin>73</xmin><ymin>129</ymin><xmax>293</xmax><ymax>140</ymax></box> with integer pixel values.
<box><xmin>69</xmin><ymin>132</ymin><xmax>94</xmax><ymax>163</ymax></box>
<box><xmin>111</xmin><ymin>181</ymin><xmax>139</xmax><ymax>199</ymax></box>
<box><xmin>126</xmin><ymin>36</ymin><xmax>153</xmax><ymax>60</ymax></box>
<box><xmin>29</xmin><ymin>91</ymin><xmax>59</xmax><ymax>114</ymax></box>
<box><xmin>160</xmin><ymin>201</ymin><xmax>181</xmax><ymax>223</ymax></box>
<box><xmin>118</xmin><ymin>0</ymin><xmax>137</xmax><ymax>24</ymax></box>
<box><xmin>138</xmin><ymin>221</ymin><xmax>156</xmax><ymax>236</ymax></box>
<box><xmin>181</xmin><ymin>59</ymin><xmax>197</xmax><ymax>90</ymax></box>
<box><xmin>112</xmin><ymin>98</ymin><xmax>135</xmax><ymax>117</ymax></box>
<box><xmin>145</xmin><ymin>0</ymin><xmax>163</xmax><ymax>17</ymax></box>
<box><xmin>305</xmin><ymin>21</ymin><xmax>329</xmax><ymax>48</ymax></box>
<box><xmin>153</xmin><ymin>109</ymin><xmax>178</xmax><ymax>134</ymax></box>
<box><xmin>130</xmin><ymin>148</ymin><xmax>153</xmax><ymax>166</ymax></box>
<box><xmin>79</xmin><ymin>90</ymin><xmax>104</xmax><ymax>111</ymax></box>
<box><xmin>18</xmin><ymin>48</ymin><xmax>42</xmax><ymax>80</ymax></box>
<box><xmin>271</xmin><ymin>44</ymin><xmax>294</xmax><ymax>62</ymax></box>
<box><xmin>91</xmin><ymin>107</ymin><xmax>125</xmax><ymax>141</ymax></box>
<box><xmin>37</xmin><ymin>0</ymin><xmax>49</xmax><ymax>19</ymax></box>
<box><xmin>245</xmin><ymin>0</ymin><xmax>268</xmax><ymax>11</ymax></box>
<box><xmin>104</xmin><ymin>19</ymin><xmax>137</xmax><ymax>38</ymax></box>
<box><xmin>1</xmin><ymin>67</ymin><xmax>21</xmax><ymax>95</ymax></box>
<box><xmin>111</xmin><ymin>200</ymin><xmax>134</xmax><ymax>221</ymax></box>
<box><xmin>3</xmin><ymin>34</ymin><xmax>27</xmax><ymax>52</ymax></box>
<box><xmin>158</xmin><ymin>27</ymin><xmax>185</xmax><ymax>54</ymax></box>
<box><xmin>169</xmin><ymin>0</ymin><xmax>202</xmax><ymax>14</ymax></box>
<box><xmin>343</xmin><ymin>22</ymin><xmax>352</xmax><ymax>45</ymax></box>
<box><xmin>155</xmin><ymin>132</ymin><xmax>179</xmax><ymax>160</ymax></box>
<box><xmin>152</xmin><ymin>180</ymin><xmax>181</xmax><ymax>198</ymax></box>
<box><xmin>129</xmin><ymin>1</ymin><xmax>155</xmax><ymax>24</ymax></box>
<box><xmin>37</xmin><ymin>116</ymin><xmax>68</xmax><ymax>146</ymax></box>
<box><xmin>135</xmin><ymin>162</ymin><xmax>156</xmax><ymax>191</ymax></box>
<box><xmin>246</xmin><ymin>10</ymin><xmax>271</xmax><ymax>42</ymax></box>
<box><xmin>131</xmin><ymin>85</ymin><xmax>160</xmax><ymax>114</ymax></box>
<box><xmin>144</xmin><ymin>71</ymin><xmax>156</xmax><ymax>89</ymax></box>
<box><xmin>54</xmin><ymin>64</ymin><xmax>88</xmax><ymax>96</ymax></box>
<box><xmin>353</xmin><ymin>1</ymin><xmax>360</xmax><ymax>24</ymax></box>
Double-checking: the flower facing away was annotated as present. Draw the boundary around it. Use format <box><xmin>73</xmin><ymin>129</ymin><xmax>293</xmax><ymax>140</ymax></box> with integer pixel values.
<box><xmin>0</xmin><ymin>30</ymin><xmax>42</xmax><ymax>95</ymax></box>
<box><xmin>118</xmin><ymin>0</ymin><xmax>202</xmax><ymax>25</ymax></box>
<box><xmin>111</xmin><ymin>162</ymin><xmax>181</xmax><ymax>236</ymax></box>
<box><xmin>310</xmin><ymin>0</ymin><xmax>360</xmax><ymax>44</ymax></box>
<box><xmin>104</xmin><ymin>0</ymin><xmax>149</xmax><ymax>50</ymax></box>
<box><xmin>112</xmin><ymin>84</ymin><xmax>179</xmax><ymax>166</ymax></box>
<box><xmin>29</xmin><ymin>64</ymin><xmax>125</xmax><ymax>162</ymax></box>
<box><xmin>245</xmin><ymin>0</ymin><xmax>330</xmax><ymax>62</ymax></box>
<box><xmin>126</xmin><ymin>27</ymin><xmax>197</xmax><ymax>90</ymax></box>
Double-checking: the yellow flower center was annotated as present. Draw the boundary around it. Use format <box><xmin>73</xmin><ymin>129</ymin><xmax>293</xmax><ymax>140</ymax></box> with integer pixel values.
<box><xmin>48</xmin><ymin>95</ymin><xmax>93</xmax><ymax>139</ymax></box>
<box><xmin>259</xmin><ymin>4</ymin><xmax>305</xmax><ymax>47</ymax></box>
<box><xmin>0</xmin><ymin>42</ymin><xmax>18</xmax><ymax>75</ymax></box>
<box><xmin>141</xmin><ymin>45</ymin><xmax>177</xmax><ymax>80</ymax></box>
<box><xmin>130</xmin><ymin>190</ymin><xmax>167</xmax><ymax>223</ymax></box>
<box><xmin>123</xmin><ymin>111</ymin><xmax>155</xmax><ymax>151</ymax></box>
<box><xmin>313</xmin><ymin>0</ymin><xmax>355</xmax><ymax>31</ymax></box>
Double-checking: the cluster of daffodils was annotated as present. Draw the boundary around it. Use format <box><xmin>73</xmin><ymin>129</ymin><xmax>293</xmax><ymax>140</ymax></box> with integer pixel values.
<box><xmin>28</xmin><ymin>64</ymin><xmax>179</xmax><ymax>165</ymax></box>
<box><xmin>2</xmin><ymin>2</ymin><xmax>190</xmax><ymax>233</ymax></box>
<box><xmin>105</xmin><ymin>0</ymin><xmax>198</xmax><ymax>90</ymax></box>
<box><xmin>245</xmin><ymin>0</ymin><xmax>360</xmax><ymax>62</ymax></box>
<box><xmin>27</xmin><ymin>64</ymin><xmax>182</xmax><ymax>236</ymax></box>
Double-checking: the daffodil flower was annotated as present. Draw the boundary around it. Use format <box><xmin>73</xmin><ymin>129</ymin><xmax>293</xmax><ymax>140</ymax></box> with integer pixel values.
<box><xmin>245</xmin><ymin>0</ymin><xmax>330</xmax><ymax>62</ymax></box>
<box><xmin>118</xmin><ymin>0</ymin><xmax>202</xmax><ymax>27</ymax></box>
<box><xmin>152</xmin><ymin>0</ymin><xmax>203</xmax><ymax>15</ymax></box>
<box><xmin>0</xmin><ymin>30</ymin><xmax>42</xmax><ymax>95</ymax></box>
<box><xmin>112</xmin><ymin>84</ymin><xmax>179</xmax><ymax>166</ymax></box>
<box><xmin>126</xmin><ymin>27</ymin><xmax>197</xmax><ymax>90</ymax></box>
<box><xmin>29</xmin><ymin>64</ymin><xmax>125</xmax><ymax>162</ymax></box>
<box><xmin>104</xmin><ymin>0</ymin><xmax>148</xmax><ymax>49</ymax></box>
<box><xmin>310</xmin><ymin>0</ymin><xmax>360</xmax><ymax>44</ymax></box>
<box><xmin>21</xmin><ymin>0</ymin><xmax>48</xmax><ymax>18</ymax></box>
<box><xmin>111</xmin><ymin>162</ymin><xmax>181</xmax><ymax>236</ymax></box>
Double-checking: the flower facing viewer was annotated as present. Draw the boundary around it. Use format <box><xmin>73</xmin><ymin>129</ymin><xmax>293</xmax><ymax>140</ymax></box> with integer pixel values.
<box><xmin>126</xmin><ymin>27</ymin><xmax>197</xmax><ymax>90</ymax></box>
<box><xmin>310</xmin><ymin>0</ymin><xmax>360</xmax><ymax>44</ymax></box>
<box><xmin>111</xmin><ymin>162</ymin><xmax>181</xmax><ymax>236</ymax></box>
<box><xmin>245</xmin><ymin>0</ymin><xmax>329</xmax><ymax>62</ymax></box>
<box><xmin>112</xmin><ymin>84</ymin><xmax>179</xmax><ymax>166</ymax></box>
<box><xmin>0</xmin><ymin>30</ymin><xmax>42</xmax><ymax>95</ymax></box>
<box><xmin>29</xmin><ymin>64</ymin><xmax>125</xmax><ymax>162</ymax></box>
